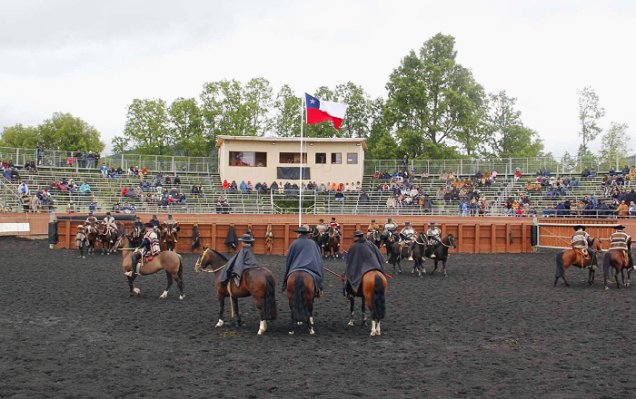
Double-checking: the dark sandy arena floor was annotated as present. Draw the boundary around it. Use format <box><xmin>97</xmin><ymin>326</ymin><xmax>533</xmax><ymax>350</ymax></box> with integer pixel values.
<box><xmin>0</xmin><ymin>237</ymin><xmax>634</xmax><ymax>398</ymax></box>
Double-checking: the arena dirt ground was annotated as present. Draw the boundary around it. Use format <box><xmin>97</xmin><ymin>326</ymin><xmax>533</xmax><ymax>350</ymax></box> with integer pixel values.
<box><xmin>0</xmin><ymin>236</ymin><xmax>634</xmax><ymax>398</ymax></box>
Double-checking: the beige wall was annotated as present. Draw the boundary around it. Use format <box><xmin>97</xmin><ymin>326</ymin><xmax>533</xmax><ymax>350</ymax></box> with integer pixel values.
<box><xmin>218</xmin><ymin>138</ymin><xmax>365</xmax><ymax>186</ymax></box>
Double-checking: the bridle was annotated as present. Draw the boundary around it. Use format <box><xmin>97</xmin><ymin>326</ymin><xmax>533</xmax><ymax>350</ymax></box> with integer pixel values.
<box><xmin>195</xmin><ymin>248</ymin><xmax>226</xmax><ymax>273</ymax></box>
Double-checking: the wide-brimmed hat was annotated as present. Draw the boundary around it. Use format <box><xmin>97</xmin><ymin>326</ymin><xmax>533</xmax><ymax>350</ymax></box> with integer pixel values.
<box><xmin>573</xmin><ymin>225</ymin><xmax>586</xmax><ymax>231</ymax></box>
<box><xmin>404</xmin><ymin>221</ymin><xmax>411</xmax><ymax>225</ymax></box>
<box><xmin>353</xmin><ymin>230</ymin><xmax>365</xmax><ymax>237</ymax></box>
<box><xmin>106</xmin><ymin>211</ymin><xmax>111</xmax><ymax>215</ymax></box>
<box><xmin>615</xmin><ymin>225</ymin><xmax>626</xmax><ymax>230</ymax></box>
<box><xmin>239</xmin><ymin>233</ymin><xmax>255</xmax><ymax>242</ymax></box>
<box><xmin>371</xmin><ymin>219</ymin><xmax>376</xmax><ymax>222</ymax></box>
<box><xmin>429</xmin><ymin>221</ymin><xmax>437</xmax><ymax>225</ymax></box>
<box><xmin>294</xmin><ymin>226</ymin><xmax>310</xmax><ymax>234</ymax></box>
<box><xmin>77</xmin><ymin>224</ymin><xmax>84</xmax><ymax>229</ymax></box>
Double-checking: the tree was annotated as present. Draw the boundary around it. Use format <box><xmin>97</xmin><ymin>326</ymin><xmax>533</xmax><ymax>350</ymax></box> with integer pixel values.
<box><xmin>385</xmin><ymin>33</ymin><xmax>486</xmax><ymax>153</ymax></box>
<box><xmin>244</xmin><ymin>77</ymin><xmax>273</xmax><ymax>136</ymax></box>
<box><xmin>121</xmin><ymin>99</ymin><xmax>172</xmax><ymax>155</ymax></box>
<box><xmin>485</xmin><ymin>91</ymin><xmax>543</xmax><ymax>158</ymax></box>
<box><xmin>38</xmin><ymin>113</ymin><xmax>105</xmax><ymax>153</ymax></box>
<box><xmin>599</xmin><ymin>122</ymin><xmax>631</xmax><ymax>170</ymax></box>
<box><xmin>272</xmin><ymin>84</ymin><xmax>301</xmax><ymax>137</ymax></box>
<box><xmin>0</xmin><ymin>124</ymin><xmax>41</xmax><ymax>148</ymax></box>
<box><xmin>577</xmin><ymin>86</ymin><xmax>605</xmax><ymax>156</ymax></box>
<box><xmin>168</xmin><ymin>97</ymin><xmax>208</xmax><ymax>156</ymax></box>
<box><xmin>334</xmin><ymin>82</ymin><xmax>374</xmax><ymax>138</ymax></box>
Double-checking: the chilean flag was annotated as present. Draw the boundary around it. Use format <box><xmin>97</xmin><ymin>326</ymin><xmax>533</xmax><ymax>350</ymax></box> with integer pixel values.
<box><xmin>305</xmin><ymin>93</ymin><xmax>348</xmax><ymax>130</ymax></box>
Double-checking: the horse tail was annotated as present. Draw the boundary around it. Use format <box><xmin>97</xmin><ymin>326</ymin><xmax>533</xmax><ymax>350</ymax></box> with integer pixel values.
<box><xmin>290</xmin><ymin>274</ymin><xmax>309</xmax><ymax>322</ymax></box>
<box><xmin>602</xmin><ymin>250</ymin><xmax>612</xmax><ymax>276</ymax></box>
<box><xmin>178</xmin><ymin>255</ymin><xmax>183</xmax><ymax>279</ymax></box>
<box><xmin>261</xmin><ymin>273</ymin><xmax>277</xmax><ymax>321</ymax></box>
<box><xmin>372</xmin><ymin>274</ymin><xmax>385</xmax><ymax>321</ymax></box>
<box><xmin>555</xmin><ymin>252</ymin><xmax>564</xmax><ymax>278</ymax></box>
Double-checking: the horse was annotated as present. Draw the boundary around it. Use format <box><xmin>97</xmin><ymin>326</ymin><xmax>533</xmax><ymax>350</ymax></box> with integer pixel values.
<box><xmin>366</xmin><ymin>230</ymin><xmax>382</xmax><ymax>248</ymax></box>
<box><xmin>84</xmin><ymin>224</ymin><xmax>99</xmax><ymax>256</ymax></box>
<box><xmin>554</xmin><ymin>237</ymin><xmax>603</xmax><ymax>287</ymax></box>
<box><xmin>380</xmin><ymin>232</ymin><xmax>397</xmax><ymax>258</ymax></box>
<box><xmin>425</xmin><ymin>234</ymin><xmax>457</xmax><ymax>277</ymax></box>
<box><xmin>325</xmin><ymin>228</ymin><xmax>340</xmax><ymax>259</ymax></box>
<box><xmin>386</xmin><ymin>238</ymin><xmax>410</xmax><ymax>275</ymax></box>
<box><xmin>97</xmin><ymin>222</ymin><xmax>117</xmax><ymax>255</ymax></box>
<box><xmin>411</xmin><ymin>233</ymin><xmax>429</xmax><ymax>277</ymax></box>
<box><xmin>347</xmin><ymin>270</ymin><xmax>388</xmax><ymax>337</ymax></box>
<box><xmin>194</xmin><ymin>247</ymin><xmax>277</xmax><ymax>335</ymax></box>
<box><xmin>130</xmin><ymin>225</ymin><xmax>143</xmax><ymax>247</ymax></box>
<box><xmin>286</xmin><ymin>270</ymin><xmax>317</xmax><ymax>335</ymax></box>
<box><xmin>310</xmin><ymin>226</ymin><xmax>328</xmax><ymax>257</ymax></box>
<box><xmin>602</xmin><ymin>248</ymin><xmax>632</xmax><ymax>290</ymax></box>
<box><xmin>115</xmin><ymin>235</ymin><xmax>184</xmax><ymax>300</ymax></box>
<box><xmin>161</xmin><ymin>223</ymin><xmax>177</xmax><ymax>251</ymax></box>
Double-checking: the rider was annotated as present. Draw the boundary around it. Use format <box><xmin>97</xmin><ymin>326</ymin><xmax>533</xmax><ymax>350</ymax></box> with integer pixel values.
<box><xmin>131</xmin><ymin>216</ymin><xmax>144</xmax><ymax>238</ymax></box>
<box><xmin>85</xmin><ymin>211</ymin><xmax>98</xmax><ymax>234</ymax></box>
<box><xmin>219</xmin><ymin>233</ymin><xmax>258</xmax><ymax>287</ymax></box>
<box><xmin>282</xmin><ymin>226</ymin><xmax>324</xmax><ymax>297</ymax></box>
<box><xmin>426</xmin><ymin>222</ymin><xmax>442</xmax><ymax>258</ymax></box>
<box><xmin>75</xmin><ymin>225</ymin><xmax>88</xmax><ymax>259</ymax></box>
<box><xmin>103</xmin><ymin>211</ymin><xmax>117</xmax><ymax>235</ymax></box>
<box><xmin>344</xmin><ymin>230</ymin><xmax>386</xmax><ymax>298</ymax></box>
<box><xmin>329</xmin><ymin>217</ymin><xmax>341</xmax><ymax>244</ymax></box>
<box><xmin>399</xmin><ymin>221</ymin><xmax>417</xmax><ymax>259</ymax></box>
<box><xmin>367</xmin><ymin>218</ymin><xmax>381</xmax><ymax>241</ymax></box>
<box><xmin>125</xmin><ymin>222</ymin><xmax>161</xmax><ymax>277</ymax></box>
<box><xmin>609</xmin><ymin>225</ymin><xmax>633</xmax><ymax>270</ymax></box>
<box><xmin>149</xmin><ymin>214</ymin><xmax>161</xmax><ymax>235</ymax></box>
<box><xmin>383</xmin><ymin>217</ymin><xmax>398</xmax><ymax>240</ymax></box>
<box><xmin>164</xmin><ymin>213</ymin><xmax>179</xmax><ymax>242</ymax></box>
<box><xmin>571</xmin><ymin>224</ymin><xmax>595</xmax><ymax>270</ymax></box>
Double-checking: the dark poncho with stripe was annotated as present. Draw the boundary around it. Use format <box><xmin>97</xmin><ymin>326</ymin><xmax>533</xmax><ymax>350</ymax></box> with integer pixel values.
<box><xmin>219</xmin><ymin>245</ymin><xmax>259</xmax><ymax>287</ymax></box>
<box><xmin>282</xmin><ymin>235</ymin><xmax>324</xmax><ymax>291</ymax></box>
<box><xmin>345</xmin><ymin>238</ymin><xmax>385</xmax><ymax>293</ymax></box>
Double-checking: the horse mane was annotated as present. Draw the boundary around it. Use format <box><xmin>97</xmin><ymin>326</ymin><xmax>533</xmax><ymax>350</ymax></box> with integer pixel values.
<box><xmin>210</xmin><ymin>248</ymin><xmax>228</xmax><ymax>262</ymax></box>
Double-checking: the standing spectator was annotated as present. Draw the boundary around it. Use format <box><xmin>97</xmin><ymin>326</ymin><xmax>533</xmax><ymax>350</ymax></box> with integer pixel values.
<box><xmin>87</xmin><ymin>151</ymin><xmax>95</xmax><ymax>168</ymax></box>
<box><xmin>36</xmin><ymin>145</ymin><xmax>44</xmax><ymax>166</ymax></box>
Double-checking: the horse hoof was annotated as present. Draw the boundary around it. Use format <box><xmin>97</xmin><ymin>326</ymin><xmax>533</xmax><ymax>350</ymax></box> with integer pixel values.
<box><xmin>604</xmin><ymin>286</ymin><xmax>609</xmax><ymax>290</ymax></box>
<box><xmin>309</xmin><ymin>329</ymin><xmax>315</xmax><ymax>335</ymax></box>
<box><xmin>347</xmin><ymin>320</ymin><xmax>354</xmax><ymax>327</ymax></box>
<box><xmin>179</xmin><ymin>294</ymin><xmax>185</xmax><ymax>300</ymax></box>
<box><xmin>289</xmin><ymin>331</ymin><xmax>295</xmax><ymax>335</ymax></box>
<box><xmin>132</xmin><ymin>287</ymin><xmax>141</xmax><ymax>296</ymax></box>
<box><xmin>215</xmin><ymin>320</ymin><xmax>224</xmax><ymax>328</ymax></box>
<box><xmin>159</xmin><ymin>291</ymin><xmax>168</xmax><ymax>299</ymax></box>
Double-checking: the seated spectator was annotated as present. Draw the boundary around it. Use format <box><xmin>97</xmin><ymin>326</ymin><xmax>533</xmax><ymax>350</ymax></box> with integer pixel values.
<box><xmin>18</xmin><ymin>182</ymin><xmax>29</xmax><ymax>195</ymax></box>
<box><xmin>100</xmin><ymin>164</ymin><xmax>108</xmax><ymax>177</ymax></box>
<box><xmin>121</xmin><ymin>186</ymin><xmax>129</xmax><ymax>197</ymax></box>
<box><xmin>335</xmin><ymin>191</ymin><xmax>345</xmax><ymax>202</ymax></box>
<box><xmin>358</xmin><ymin>190</ymin><xmax>369</xmax><ymax>204</ymax></box>
<box><xmin>174</xmin><ymin>175</ymin><xmax>181</xmax><ymax>185</ymax></box>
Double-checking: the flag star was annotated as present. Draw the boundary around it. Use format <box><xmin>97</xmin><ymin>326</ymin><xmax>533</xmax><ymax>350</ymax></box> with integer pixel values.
<box><xmin>310</xmin><ymin>99</ymin><xmax>316</xmax><ymax>104</ymax></box>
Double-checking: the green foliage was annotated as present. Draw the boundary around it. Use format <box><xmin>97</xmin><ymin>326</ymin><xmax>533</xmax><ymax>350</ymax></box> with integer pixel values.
<box><xmin>577</xmin><ymin>86</ymin><xmax>605</xmax><ymax>156</ymax></box>
<box><xmin>0</xmin><ymin>113</ymin><xmax>105</xmax><ymax>153</ymax></box>
<box><xmin>365</xmin><ymin>132</ymin><xmax>399</xmax><ymax>159</ymax></box>
<box><xmin>169</xmin><ymin>97</ymin><xmax>209</xmax><ymax>156</ymax></box>
<box><xmin>599</xmin><ymin>122</ymin><xmax>631</xmax><ymax>169</ymax></box>
<box><xmin>122</xmin><ymin>99</ymin><xmax>172</xmax><ymax>155</ymax></box>
<box><xmin>272</xmin><ymin>85</ymin><xmax>301</xmax><ymax>137</ymax></box>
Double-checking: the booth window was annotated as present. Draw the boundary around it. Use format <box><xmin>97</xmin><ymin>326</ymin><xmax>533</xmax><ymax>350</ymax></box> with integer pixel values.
<box><xmin>279</xmin><ymin>152</ymin><xmax>307</xmax><ymax>164</ymax></box>
<box><xmin>347</xmin><ymin>153</ymin><xmax>358</xmax><ymax>164</ymax></box>
<box><xmin>331</xmin><ymin>153</ymin><xmax>342</xmax><ymax>164</ymax></box>
<box><xmin>229</xmin><ymin>151</ymin><xmax>267</xmax><ymax>167</ymax></box>
<box><xmin>315</xmin><ymin>153</ymin><xmax>326</xmax><ymax>164</ymax></box>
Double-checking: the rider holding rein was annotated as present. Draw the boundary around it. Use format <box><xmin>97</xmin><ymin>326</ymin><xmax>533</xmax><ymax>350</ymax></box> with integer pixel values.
<box><xmin>131</xmin><ymin>216</ymin><xmax>143</xmax><ymax>235</ymax></box>
<box><xmin>344</xmin><ymin>230</ymin><xmax>386</xmax><ymax>297</ymax></box>
<box><xmin>609</xmin><ymin>225</ymin><xmax>633</xmax><ymax>270</ymax></box>
<box><xmin>330</xmin><ymin>217</ymin><xmax>341</xmax><ymax>234</ymax></box>
<box><xmin>383</xmin><ymin>218</ymin><xmax>397</xmax><ymax>239</ymax></box>
<box><xmin>104</xmin><ymin>211</ymin><xmax>117</xmax><ymax>234</ymax></box>
<box><xmin>149</xmin><ymin>214</ymin><xmax>161</xmax><ymax>234</ymax></box>
<box><xmin>125</xmin><ymin>223</ymin><xmax>161</xmax><ymax>277</ymax></box>
<box><xmin>165</xmin><ymin>214</ymin><xmax>179</xmax><ymax>242</ymax></box>
<box><xmin>571</xmin><ymin>225</ymin><xmax>595</xmax><ymax>270</ymax></box>
<box><xmin>85</xmin><ymin>211</ymin><xmax>97</xmax><ymax>233</ymax></box>
<box><xmin>219</xmin><ymin>233</ymin><xmax>258</xmax><ymax>287</ymax></box>
<box><xmin>367</xmin><ymin>219</ymin><xmax>380</xmax><ymax>234</ymax></box>
<box><xmin>426</xmin><ymin>222</ymin><xmax>442</xmax><ymax>258</ymax></box>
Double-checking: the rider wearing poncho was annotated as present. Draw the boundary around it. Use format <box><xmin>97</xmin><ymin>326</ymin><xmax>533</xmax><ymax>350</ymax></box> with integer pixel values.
<box><xmin>426</xmin><ymin>222</ymin><xmax>442</xmax><ymax>258</ymax></box>
<box><xmin>219</xmin><ymin>234</ymin><xmax>259</xmax><ymax>287</ymax></box>
<box><xmin>344</xmin><ymin>230</ymin><xmax>386</xmax><ymax>295</ymax></box>
<box><xmin>383</xmin><ymin>218</ymin><xmax>397</xmax><ymax>239</ymax></box>
<box><xmin>367</xmin><ymin>219</ymin><xmax>381</xmax><ymax>241</ymax></box>
<box><xmin>85</xmin><ymin>212</ymin><xmax>98</xmax><ymax>234</ymax></box>
<box><xmin>329</xmin><ymin>217</ymin><xmax>341</xmax><ymax>243</ymax></box>
<box><xmin>282</xmin><ymin>226</ymin><xmax>324</xmax><ymax>295</ymax></box>
<box><xmin>125</xmin><ymin>223</ymin><xmax>161</xmax><ymax>277</ymax></box>
<box><xmin>315</xmin><ymin>218</ymin><xmax>329</xmax><ymax>247</ymax></box>
<box><xmin>103</xmin><ymin>212</ymin><xmax>117</xmax><ymax>235</ymax></box>
<box><xmin>399</xmin><ymin>221</ymin><xmax>417</xmax><ymax>259</ymax></box>
<box><xmin>609</xmin><ymin>225</ymin><xmax>633</xmax><ymax>270</ymax></box>
<box><xmin>149</xmin><ymin>214</ymin><xmax>161</xmax><ymax>235</ymax></box>
<box><xmin>164</xmin><ymin>214</ymin><xmax>180</xmax><ymax>242</ymax></box>
<box><xmin>571</xmin><ymin>225</ymin><xmax>595</xmax><ymax>269</ymax></box>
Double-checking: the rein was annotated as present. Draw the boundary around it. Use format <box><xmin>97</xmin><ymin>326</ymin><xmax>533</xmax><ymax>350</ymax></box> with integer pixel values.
<box><xmin>195</xmin><ymin>248</ymin><xmax>226</xmax><ymax>273</ymax></box>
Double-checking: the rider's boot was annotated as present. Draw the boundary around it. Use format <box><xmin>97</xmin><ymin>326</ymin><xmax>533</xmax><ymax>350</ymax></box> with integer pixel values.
<box><xmin>125</xmin><ymin>253</ymin><xmax>141</xmax><ymax>277</ymax></box>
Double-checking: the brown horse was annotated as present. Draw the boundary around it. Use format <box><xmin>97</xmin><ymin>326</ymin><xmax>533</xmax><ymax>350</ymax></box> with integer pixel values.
<box><xmin>425</xmin><ymin>234</ymin><xmax>457</xmax><ymax>277</ymax></box>
<box><xmin>602</xmin><ymin>249</ymin><xmax>632</xmax><ymax>290</ymax></box>
<box><xmin>286</xmin><ymin>270</ymin><xmax>317</xmax><ymax>335</ymax></box>
<box><xmin>85</xmin><ymin>225</ymin><xmax>99</xmax><ymax>256</ymax></box>
<box><xmin>326</xmin><ymin>229</ymin><xmax>340</xmax><ymax>259</ymax></box>
<box><xmin>347</xmin><ymin>270</ymin><xmax>388</xmax><ymax>337</ymax></box>
<box><xmin>115</xmin><ymin>235</ymin><xmax>184</xmax><ymax>300</ymax></box>
<box><xmin>97</xmin><ymin>222</ymin><xmax>117</xmax><ymax>255</ymax></box>
<box><xmin>161</xmin><ymin>223</ymin><xmax>177</xmax><ymax>251</ymax></box>
<box><xmin>554</xmin><ymin>237</ymin><xmax>603</xmax><ymax>287</ymax></box>
<box><xmin>194</xmin><ymin>247</ymin><xmax>277</xmax><ymax>335</ymax></box>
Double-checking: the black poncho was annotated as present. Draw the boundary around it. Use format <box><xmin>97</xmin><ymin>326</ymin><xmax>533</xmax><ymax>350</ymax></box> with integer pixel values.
<box><xmin>191</xmin><ymin>226</ymin><xmax>200</xmax><ymax>250</ymax></box>
<box><xmin>282</xmin><ymin>235</ymin><xmax>324</xmax><ymax>291</ymax></box>
<box><xmin>225</xmin><ymin>225</ymin><xmax>238</xmax><ymax>250</ymax></box>
<box><xmin>219</xmin><ymin>245</ymin><xmax>259</xmax><ymax>287</ymax></box>
<box><xmin>345</xmin><ymin>238</ymin><xmax>385</xmax><ymax>293</ymax></box>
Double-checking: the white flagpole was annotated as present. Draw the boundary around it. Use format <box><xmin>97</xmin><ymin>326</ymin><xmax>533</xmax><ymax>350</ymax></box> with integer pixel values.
<box><xmin>299</xmin><ymin>95</ymin><xmax>304</xmax><ymax>227</ymax></box>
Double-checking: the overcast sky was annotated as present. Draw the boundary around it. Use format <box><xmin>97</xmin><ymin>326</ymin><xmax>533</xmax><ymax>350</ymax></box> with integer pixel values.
<box><xmin>1</xmin><ymin>0</ymin><xmax>634</xmax><ymax>156</ymax></box>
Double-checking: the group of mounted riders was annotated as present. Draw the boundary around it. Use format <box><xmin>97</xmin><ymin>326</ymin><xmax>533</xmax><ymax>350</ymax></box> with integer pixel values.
<box><xmin>568</xmin><ymin>223</ymin><xmax>633</xmax><ymax>270</ymax></box>
<box><xmin>366</xmin><ymin>217</ymin><xmax>444</xmax><ymax>261</ymax></box>
<box><xmin>75</xmin><ymin>212</ymin><xmax>180</xmax><ymax>263</ymax></box>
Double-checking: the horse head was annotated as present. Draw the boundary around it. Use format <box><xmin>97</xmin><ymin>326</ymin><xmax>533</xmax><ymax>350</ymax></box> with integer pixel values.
<box><xmin>444</xmin><ymin>234</ymin><xmax>457</xmax><ymax>248</ymax></box>
<box><xmin>195</xmin><ymin>246</ymin><xmax>228</xmax><ymax>273</ymax></box>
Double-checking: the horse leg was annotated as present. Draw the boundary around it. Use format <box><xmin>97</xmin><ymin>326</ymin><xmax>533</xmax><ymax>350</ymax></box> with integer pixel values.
<box><xmin>128</xmin><ymin>276</ymin><xmax>140</xmax><ymax>296</ymax></box>
<box><xmin>160</xmin><ymin>271</ymin><xmax>173</xmax><ymax>299</ymax></box>
<box><xmin>441</xmin><ymin>260</ymin><xmax>447</xmax><ymax>278</ymax></box>
<box><xmin>615</xmin><ymin>270</ymin><xmax>620</xmax><ymax>289</ymax></box>
<box><xmin>361</xmin><ymin>296</ymin><xmax>367</xmax><ymax>326</ymax></box>
<box><xmin>621</xmin><ymin>269</ymin><xmax>626</xmax><ymax>287</ymax></box>
<box><xmin>215</xmin><ymin>297</ymin><xmax>225</xmax><ymax>328</ymax></box>
<box><xmin>232</xmin><ymin>297</ymin><xmax>241</xmax><ymax>327</ymax></box>
<box><xmin>627</xmin><ymin>269</ymin><xmax>631</xmax><ymax>287</ymax></box>
<box><xmin>347</xmin><ymin>298</ymin><xmax>355</xmax><ymax>326</ymax></box>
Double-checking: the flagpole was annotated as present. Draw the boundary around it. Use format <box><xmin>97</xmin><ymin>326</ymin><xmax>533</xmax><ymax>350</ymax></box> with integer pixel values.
<box><xmin>299</xmin><ymin>95</ymin><xmax>304</xmax><ymax>227</ymax></box>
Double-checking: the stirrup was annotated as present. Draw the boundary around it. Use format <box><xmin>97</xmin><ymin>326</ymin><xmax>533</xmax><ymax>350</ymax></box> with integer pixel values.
<box><xmin>124</xmin><ymin>271</ymin><xmax>133</xmax><ymax>277</ymax></box>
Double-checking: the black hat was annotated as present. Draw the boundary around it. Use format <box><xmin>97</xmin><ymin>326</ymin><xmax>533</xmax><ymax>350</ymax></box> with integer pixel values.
<box><xmin>404</xmin><ymin>221</ymin><xmax>411</xmax><ymax>225</ymax></box>
<box><xmin>388</xmin><ymin>217</ymin><xmax>393</xmax><ymax>222</ymax></box>
<box><xmin>615</xmin><ymin>225</ymin><xmax>626</xmax><ymax>230</ymax></box>
<box><xmin>106</xmin><ymin>211</ymin><xmax>111</xmax><ymax>215</ymax></box>
<box><xmin>239</xmin><ymin>233</ymin><xmax>255</xmax><ymax>242</ymax></box>
<box><xmin>353</xmin><ymin>230</ymin><xmax>365</xmax><ymax>237</ymax></box>
<box><xmin>371</xmin><ymin>219</ymin><xmax>376</xmax><ymax>222</ymax></box>
<box><xmin>429</xmin><ymin>221</ymin><xmax>437</xmax><ymax>225</ymax></box>
<box><xmin>573</xmin><ymin>225</ymin><xmax>586</xmax><ymax>231</ymax></box>
<box><xmin>294</xmin><ymin>226</ymin><xmax>310</xmax><ymax>234</ymax></box>
<box><xmin>144</xmin><ymin>222</ymin><xmax>154</xmax><ymax>228</ymax></box>
<box><xmin>331</xmin><ymin>217</ymin><xmax>336</xmax><ymax>221</ymax></box>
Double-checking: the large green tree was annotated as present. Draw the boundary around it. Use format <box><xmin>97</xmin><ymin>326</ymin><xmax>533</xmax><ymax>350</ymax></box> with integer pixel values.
<box><xmin>272</xmin><ymin>84</ymin><xmax>302</xmax><ymax>137</ymax></box>
<box><xmin>599</xmin><ymin>122</ymin><xmax>631</xmax><ymax>169</ymax></box>
<box><xmin>0</xmin><ymin>124</ymin><xmax>41</xmax><ymax>148</ymax></box>
<box><xmin>168</xmin><ymin>97</ymin><xmax>208</xmax><ymax>156</ymax></box>
<box><xmin>486</xmin><ymin>91</ymin><xmax>543</xmax><ymax>158</ymax></box>
<box><xmin>577</xmin><ymin>86</ymin><xmax>605</xmax><ymax>156</ymax></box>
<box><xmin>121</xmin><ymin>99</ymin><xmax>172</xmax><ymax>155</ymax></box>
<box><xmin>385</xmin><ymin>33</ymin><xmax>486</xmax><ymax>156</ymax></box>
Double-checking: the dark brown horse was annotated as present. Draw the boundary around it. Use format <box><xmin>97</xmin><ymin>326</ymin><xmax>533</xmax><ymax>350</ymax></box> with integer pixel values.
<box><xmin>115</xmin><ymin>235</ymin><xmax>184</xmax><ymax>300</ymax></box>
<box><xmin>411</xmin><ymin>234</ymin><xmax>428</xmax><ymax>277</ymax></box>
<box><xmin>554</xmin><ymin>237</ymin><xmax>603</xmax><ymax>287</ymax></box>
<box><xmin>286</xmin><ymin>270</ymin><xmax>317</xmax><ymax>335</ymax></box>
<box><xmin>366</xmin><ymin>230</ymin><xmax>382</xmax><ymax>248</ymax></box>
<box><xmin>425</xmin><ymin>234</ymin><xmax>457</xmax><ymax>277</ymax></box>
<box><xmin>602</xmin><ymin>249</ymin><xmax>632</xmax><ymax>290</ymax></box>
<box><xmin>85</xmin><ymin>225</ymin><xmax>99</xmax><ymax>256</ymax></box>
<box><xmin>194</xmin><ymin>247</ymin><xmax>277</xmax><ymax>335</ymax></box>
<box><xmin>326</xmin><ymin>228</ymin><xmax>340</xmax><ymax>259</ymax></box>
<box><xmin>161</xmin><ymin>223</ymin><xmax>177</xmax><ymax>251</ymax></box>
<box><xmin>97</xmin><ymin>222</ymin><xmax>117</xmax><ymax>255</ymax></box>
<box><xmin>347</xmin><ymin>270</ymin><xmax>388</xmax><ymax>336</ymax></box>
<box><xmin>387</xmin><ymin>240</ymin><xmax>410</xmax><ymax>275</ymax></box>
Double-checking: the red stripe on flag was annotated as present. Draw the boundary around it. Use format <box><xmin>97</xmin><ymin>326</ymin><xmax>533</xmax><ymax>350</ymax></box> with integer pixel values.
<box><xmin>306</xmin><ymin>108</ymin><xmax>343</xmax><ymax>130</ymax></box>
